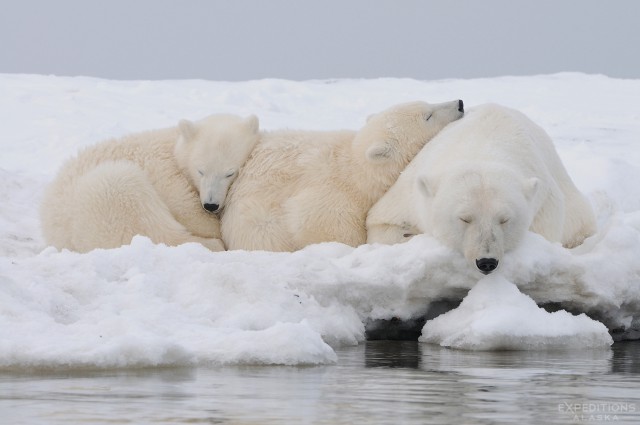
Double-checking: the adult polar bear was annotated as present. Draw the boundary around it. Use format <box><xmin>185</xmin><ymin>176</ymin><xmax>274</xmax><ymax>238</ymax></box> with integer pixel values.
<box><xmin>366</xmin><ymin>104</ymin><xmax>596</xmax><ymax>275</ymax></box>
<box><xmin>41</xmin><ymin>114</ymin><xmax>259</xmax><ymax>252</ymax></box>
<box><xmin>222</xmin><ymin>100</ymin><xmax>464</xmax><ymax>251</ymax></box>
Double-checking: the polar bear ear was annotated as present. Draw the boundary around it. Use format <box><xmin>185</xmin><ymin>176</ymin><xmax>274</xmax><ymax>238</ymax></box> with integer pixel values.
<box><xmin>523</xmin><ymin>177</ymin><xmax>540</xmax><ymax>201</ymax></box>
<box><xmin>178</xmin><ymin>119</ymin><xmax>197</xmax><ymax>143</ymax></box>
<box><xmin>416</xmin><ymin>175</ymin><xmax>436</xmax><ymax>198</ymax></box>
<box><xmin>244</xmin><ymin>115</ymin><xmax>259</xmax><ymax>134</ymax></box>
<box><xmin>366</xmin><ymin>141</ymin><xmax>393</xmax><ymax>162</ymax></box>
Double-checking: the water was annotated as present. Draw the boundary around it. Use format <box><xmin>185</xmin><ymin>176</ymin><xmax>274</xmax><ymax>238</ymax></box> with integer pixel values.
<box><xmin>2</xmin><ymin>341</ymin><xmax>640</xmax><ymax>425</ymax></box>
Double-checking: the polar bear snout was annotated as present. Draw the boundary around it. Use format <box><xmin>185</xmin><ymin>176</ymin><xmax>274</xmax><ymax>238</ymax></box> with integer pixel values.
<box><xmin>458</xmin><ymin>100</ymin><xmax>464</xmax><ymax>113</ymax></box>
<box><xmin>475</xmin><ymin>257</ymin><xmax>499</xmax><ymax>274</ymax></box>
<box><xmin>203</xmin><ymin>203</ymin><xmax>220</xmax><ymax>213</ymax></box>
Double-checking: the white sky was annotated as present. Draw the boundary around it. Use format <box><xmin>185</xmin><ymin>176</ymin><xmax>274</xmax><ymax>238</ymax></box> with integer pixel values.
<box><xmin>1</xmin><ymin>0</ymin><xmax>639</xmax><ymax>81</ymax></box>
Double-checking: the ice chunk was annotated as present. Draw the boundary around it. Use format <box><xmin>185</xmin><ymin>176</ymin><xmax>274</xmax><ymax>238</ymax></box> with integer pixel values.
<box><xmin>420</xmin><ymin>275</ymin><xmax>613</xmax><ymax>350</ymax></box>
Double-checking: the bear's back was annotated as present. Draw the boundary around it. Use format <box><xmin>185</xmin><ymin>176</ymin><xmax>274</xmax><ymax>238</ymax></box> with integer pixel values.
<box><xmin>51</xmin><ymin>127</ymin><xmax>178</xmax><ymax>191</ymax></box>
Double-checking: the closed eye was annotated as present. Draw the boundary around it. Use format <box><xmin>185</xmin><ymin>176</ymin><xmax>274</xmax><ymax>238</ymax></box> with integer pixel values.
<box><xmin>459</xmin><ymin>217</ymin><xmax>472</xmax><ymax>224</ymax></box>
<box><xmin>225</xmin><ymin>170</ymin><xmax>236</xmax><ymax>178</ymax></box>
<box><xmin>198</xmin><ymin>170</ymin><xmax>204</xmax><ymax>176</ymax></box>
<box><xmin>499</xmin><ymin>218</ymin><xmax>510</xmax><ymax>225</ymax></box>
<box><xmin>425</xmin><ymin>113</ymin><xmax>433</xmax><ymax>121</ymax></box>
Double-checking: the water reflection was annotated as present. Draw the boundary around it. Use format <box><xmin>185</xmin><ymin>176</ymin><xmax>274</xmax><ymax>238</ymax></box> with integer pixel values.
<box><xmin>2</xmin><ymin>342</ymin><xmax>640</xmax><ymax>424</ymax></box>
<box><xmin>365</xmin><ymin>340</ymin><xmax>422</xmax><ymax>369</ymax></box>
<box><xmin>611</xmin><ymin>341</ymin><xmax>640</xmax><ymax>374</ymax></box>
<box><xmin>361</xmin><ymin>342</ymin><xmax>639</xmax><ymax>424</ymax></box>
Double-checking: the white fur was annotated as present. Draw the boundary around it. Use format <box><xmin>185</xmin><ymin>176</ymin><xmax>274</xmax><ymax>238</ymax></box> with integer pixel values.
<box><xmin>367</xmin><ymin>104</ymin><xmax>597</xmax><ymax>274</ymax></box>
<box><xmin>222</xmin><ymin>100</ymin><xmax>464</xmax><ymax>251</ymax></box>
<box><xmin>41</xmin><ymin>114</ymin><xmax>259</xmax><ymax>252</ymax></box>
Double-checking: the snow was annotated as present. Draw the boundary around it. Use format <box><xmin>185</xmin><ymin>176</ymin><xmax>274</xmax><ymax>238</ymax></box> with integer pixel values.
<box><xmin>420</xmin><ymin>275</ymin><xmax>613</xmax><ymax>350</ymax></box>
<box><xmin>1</xmin><ymin>73</ymin><xmax>640</xmax><ymax>368</ymax></box>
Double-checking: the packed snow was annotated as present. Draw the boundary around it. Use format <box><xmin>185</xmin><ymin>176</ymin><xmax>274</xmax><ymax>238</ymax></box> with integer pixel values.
<box><xmin>420</xmin><ymin>274</ymin><xmax>613</xmax><ymax>350</ymax></box>
<box><xmin>1</xmin><ymin>73</ymin><xmax>640</xmax><ymax>368</ymax></box>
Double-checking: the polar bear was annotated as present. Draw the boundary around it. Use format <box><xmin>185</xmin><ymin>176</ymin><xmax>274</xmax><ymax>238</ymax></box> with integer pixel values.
<box><xmin>221</xmin><ymin>100</ymin><xmax>464</xmax><ymax>251</ymax></box>
<box><xmin>366</xmin><ymin>104</ymin><xmax>596</xmax><ymax>274</ymax></box>
<box><xmin>40</xmin><ymin>114</ymin><xmax>259</xmax><ymax>253</ymax></box>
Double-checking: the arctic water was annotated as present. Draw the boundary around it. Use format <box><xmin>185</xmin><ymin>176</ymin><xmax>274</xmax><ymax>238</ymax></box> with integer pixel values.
<box><xmin>2</xmin><ymin>341</ymin><xmax>640</xmax><ymax>424</ymax></box>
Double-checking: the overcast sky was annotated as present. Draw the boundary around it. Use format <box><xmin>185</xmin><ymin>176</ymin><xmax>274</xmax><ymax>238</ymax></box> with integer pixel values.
<box><xmin>1</xmin><ymin>0</ymin><xmax>639</xmax><ymax>81</ymax></box>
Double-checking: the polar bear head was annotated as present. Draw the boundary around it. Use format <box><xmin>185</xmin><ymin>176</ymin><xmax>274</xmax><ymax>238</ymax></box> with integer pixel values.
<box><xmin>175</xmin><ymin>114</ymin><xmax>259</xmax><ymax>213</ymax></box>
<box><xmin>353</xmin><ymin>100</ymin><xmax>464</xmax><ymax>169</ymax></box>
<box><xmin>416</xmin><ymin>164</ymin><xmax>541</xmax><ymax>275</ymax></box>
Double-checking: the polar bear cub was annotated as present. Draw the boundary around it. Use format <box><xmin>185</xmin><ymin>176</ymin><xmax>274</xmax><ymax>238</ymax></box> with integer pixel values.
<box><xmin>221</xmin><ymin>100</ymin><xmax>464</xmax><ymax>251</ymax></box>
<box><xmin>366</xmin><ymin>104</ymin><xmax>596</xmax><ymax>274</ymax></box>
<box><xmin>41</xmin><ymin>114</ymin><xmax>259</xmax><ymax>252</ymax></box>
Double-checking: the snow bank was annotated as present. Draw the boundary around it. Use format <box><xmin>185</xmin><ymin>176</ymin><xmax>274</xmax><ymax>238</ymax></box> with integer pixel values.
<box><xmin>1</xmin><ymin>73</ymin><xmax>640</xmax><ymax>368</ymax></box>
<box><xmin>421</xmin><ymin>275</ymin><xmax>613</xmax><ymax>350</ymax></box>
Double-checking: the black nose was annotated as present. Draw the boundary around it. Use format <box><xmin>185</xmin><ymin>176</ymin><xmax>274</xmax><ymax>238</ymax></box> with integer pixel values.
<box><xmin>203</xmin><ymin>203</ymin><xmax>219</xmax><ymax>212</ymax></box>
<box><xmin>458</xmin><ymin>100</ymin><xmax>464</xmax><ymax>113</ymax></box>
<box><xmin>476</xmin><ymin>258</ymin><xmax>498</xmax><ymax>274</ymax></box>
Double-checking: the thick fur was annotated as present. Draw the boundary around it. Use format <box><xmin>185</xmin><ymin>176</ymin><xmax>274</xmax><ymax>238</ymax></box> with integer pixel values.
<box><xmin>221</xmin><ymin>100</ymin><xmax>464</xmax><ymax>251</ymax></box>
<box><xmin>40</xmin><ymin>114</ymin><xmax>259</xmax><ymax>252</ymax></box>
<box><xmin>366</xmin><ymin>104</ymin><xmax>597</xmax><ymax>274</ymax></box>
